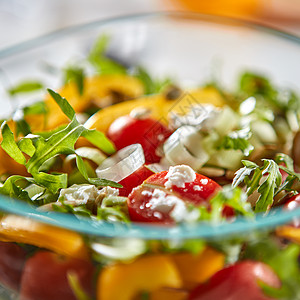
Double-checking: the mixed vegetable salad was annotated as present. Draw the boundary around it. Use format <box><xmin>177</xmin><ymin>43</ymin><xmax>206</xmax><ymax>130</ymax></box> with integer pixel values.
<box><xmin>0</xmin><ymin>35</ymin><xmax>299</xmax><ymax>300</ymax></box>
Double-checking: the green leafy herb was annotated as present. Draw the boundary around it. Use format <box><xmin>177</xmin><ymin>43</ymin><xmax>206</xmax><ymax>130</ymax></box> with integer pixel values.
<box><xmin>8</xmin><ymin>80</ymin><xmax>44</xmax><ymax>96</ymax></box>
<box><xmin>23</xmin><ymin>101</ymin><xmax>48</xmax><ymax>116</ymax></box>
<box><xmin>239</xmin><ymin>72</ymin><xmax>300</xmax><ymax>115</ymax></box>
<box><xmin>52</xmin><ymin>201</ymin><xmax>92</xmax><ymax>217</ymax></box>
<box><xmin>233</xmin><ymin>155</ymin><xmax>300</xmax><ymax>212</ymax></box>
<box><xmin>233</xmin><ymin>159</ymin><xmax>282</xmax><ymax>212</ymax></box>
<box><xmin>97</xmin><ymin>206</ymin><xmax>130</xmax><ymax>223</ymax></box>
<box><xmin>63</xmin><ymin>66</ymin><xmax>85</xmax><ymax>95</ymax></box>
<box><xmin>218</xmin><ymin>127</ymin><xmax>254</xmax><ymax>156</ymax></box>
<box><xmin>196</xmin><ymin>186</ymin><xmax>254</xmax><ymax>223</ymax></box>
<box><xmin>0</xmin><ymin>89</ymin><xmax>119</xmax><ymax>195</ymax></box>
<box><xmin>1</xmin><ymin>122</ymin><xmax>26</xmax><ymax>165</ymax></box>
<box><xmin>133</xmin><ymin>66</ymin><xmax>172</xmax><ymax>95</ymax></box>
<box><xmin>0</xmin><ymin>175</ymin><xmax>35</xmax><ymax>202</ymax></box>
<box><xmin>88</xmin><ymin>35</ymin><xmax>127</xmax><ymax>75</ymax></box>
<box><xmin>209</xmin><ymin>186</ymin><xmax>254</xmax><ymax>222</ymax></box>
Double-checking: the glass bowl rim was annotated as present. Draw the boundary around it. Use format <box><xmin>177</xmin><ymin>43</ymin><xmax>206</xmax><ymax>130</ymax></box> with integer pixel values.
<box><xmin>0</xmin><ymin>11</ymin><xmax>300</xmax><ymax>240</ymax></box>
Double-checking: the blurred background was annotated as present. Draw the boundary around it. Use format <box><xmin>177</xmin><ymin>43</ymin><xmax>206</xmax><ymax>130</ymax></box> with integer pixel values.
<box><xmin>0</xmin><ymin>0</ymin><xmax>300</xmax><ymax>49</ymax></box>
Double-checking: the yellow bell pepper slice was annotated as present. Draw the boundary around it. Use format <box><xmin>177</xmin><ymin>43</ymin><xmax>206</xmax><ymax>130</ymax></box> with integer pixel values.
<box><xmin>276</xmin><ymin>225</ymin><xmax>300</xmax><ymax>244</ymax></box>
<box><xmin>85</xmin><ymin>86</ymin><xmax>225</xmax><ymax>133</ymax></box>
<box><xmin>0</xmin><ymin>215</ymin><xmax>89</xmax><ymax>260</ymax></box>
<box><xmin>27</xmin><ymin>74</ymin><xmax>144</xmax><ymax>132</ymax></box>
<box><xmin>97</xmin><ymin>254</ymin><xmax>182</xmax><ymax>300</ymax></box>
<box><xmin>171</xmin><ymin>247</ymin><xmax>225</xmax><ymax>289</ymax></box>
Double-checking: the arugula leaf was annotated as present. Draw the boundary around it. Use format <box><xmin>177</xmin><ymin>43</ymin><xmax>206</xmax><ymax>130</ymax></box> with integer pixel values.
<box><xmin>97</xmin><ymin>206</ymin><xmax>130</xmax><ymax>222</ymax></box>
<box><xmin>0</xmin><ymin>122</ymin><xmax>26</xmax><ymax>165</ymax></box>
<box><xmin>276</xmin><ymin>153</ymin><xmax>300</xmax><ymax>182</ymax></box>
<box><xmin>133</xmin><ymin>66</ymin><xmax>172</xmax><ymax>95</ymax></box>
<box><xmin>218</xmin><ymin>127</ymin><xmax>254</xmax><ymax>156</ymax></box>
<box><xmin>18</xmin><ymin>137</ymin><xmax>36</xmax><ymax>157</ymax></box>
<box><xmin>81</xmin><ymin>129</ymin><xmax>115</xmax><ymax>155</ymax></box>
<box><xmin>255</xmin><ymin>159</ymin><xmax>282</xmax><ymax>212</ymax></box>
<box><xmin>233</xmin><ymin>159</ymin><xmax>283</xmax><ymax>212</ymax></box>
<box><xmin>88</xmin><ymin>35</ymin><xmax>127</xmax><ymax>75</ymax></box>
<box><xmin>47</xmin><ymin>89</ymin><xmax>75</xmax><ymax>120</ymax></box>
<box><xmin>23</xmin><ymin>101</ymin><xmax>48</xmax><ymax>116</ymax></box>
<box><xmin>15</xmin><ymin>119</ymin><xmax>31</xmax><ymax>136</ymax></box>
<box><xmin>0</xmin><ymin>175</ymin><xmax>34</xmax><ymax>202</ymax></box>
<box><xmin>63</xmin><ymin>66</ymin><xmax>85</xmax><ymax>95</ymax></box>
<box><xmin>232</xmin><ymin>160</ymin><xmax>258</xmax><ymax>188</ymax></box>
<box><xmin>0</xmin><ymin>90</ymin><xmax>118</xmax><ymax>194</ymax></box>
<box><xmin>53</xmin><ymin>201</ymin><xmax>92</xmax><ymax>217</ymax></box>
<box><xmin>8</xmin><ymin>80</ymin><xmax>43</xmax><ymax>96</ymax></box>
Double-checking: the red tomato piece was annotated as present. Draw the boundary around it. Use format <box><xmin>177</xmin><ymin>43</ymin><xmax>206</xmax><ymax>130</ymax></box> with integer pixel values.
<box><xmin>20</xmin><ymin>251</ymin><xmax>95</xmax><ymax>300</ymax></box>
<box><xmin>118</xmin><ymin>165</ymin><xmax>154</xmax><ymax>196</ymax></box>
<box><xmin>189</xmin><ymin>261</ymin><xmax>281</xmax><ymax>300</ymax></box>
<box><xmin>107</xmin><ymin>114</ymin><xmax>172</xmax><ymax>163</ymax></box>
<box><xmin>284</xmin><ymin>193</ymin><xmax>300</xmax><ymax>211</ymax></box>
<box><xmin>145</xmin><ymin>171</ymin><xmax>220</xmax><ymax>205</ymax></box>
<box><xmin>284</xmin><ymin>193</ymin><xmax>300</xmax><ymax>227</ymax></box>
<box><xmin>0</xmin><ymin>242</ymin><xmax>26</xmax><ymax>291</ymax></box>
<box><xmin>128</xmin><ymin>167</ymin><xmax>221</xmax><ymax>224</ymax></box>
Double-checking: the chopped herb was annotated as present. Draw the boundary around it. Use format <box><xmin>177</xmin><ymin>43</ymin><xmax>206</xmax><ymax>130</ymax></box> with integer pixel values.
<box><xmin>218</xmin><ymin>127</ymin><xmax>254</xmax><ymax>156</ymax></box>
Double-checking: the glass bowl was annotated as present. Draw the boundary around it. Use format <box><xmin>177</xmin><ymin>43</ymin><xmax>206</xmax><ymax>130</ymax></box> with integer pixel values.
<box><xmin>0</xmin><ymin>12</ymin><xmax>299</xmax><ymax>240</ymax></box>
<box><xmin>1</xmin><ymin>11</ymin><xmax>300</xmax><ymax>300</ymax></box>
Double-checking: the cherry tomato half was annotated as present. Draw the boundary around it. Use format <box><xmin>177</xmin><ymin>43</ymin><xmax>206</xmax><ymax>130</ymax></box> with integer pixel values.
<box><xmin>118</xmin><ymin>165</ymin><xmax>154</xmax><ymax>197</ymax></box>
<box><xmin>189</xmin><ymin>261</ymin><xmax>281</xmax><ymax>300</ymax></box>
<box><xmin>128</xmin><ymin>166</ymin><xmax>221</xmax><ymax>224</ymax></box>
<box><xmin>20</xmin><ymin>251</ymin><xmax>95</xmax><ymax>300</ymax></box>
<box><xmin>107</xmin><ymin>113</ymin><xmax>172</xmax><ymax>163</ymax></box>
<box><xmin>0</xmin><ymin>242</ymin><xmax>26</xmax><ymax>291</ymax></box>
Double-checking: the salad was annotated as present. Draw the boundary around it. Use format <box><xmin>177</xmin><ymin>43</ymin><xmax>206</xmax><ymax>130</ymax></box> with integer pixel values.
<box><xmin>0</xmin><ymin>34</ymin><xmax>299</xmax><ymax>300</ymax></box>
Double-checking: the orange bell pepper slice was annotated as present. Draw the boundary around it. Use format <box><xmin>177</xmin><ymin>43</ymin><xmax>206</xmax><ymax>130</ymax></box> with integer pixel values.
<box><xmin>0</xmin><ymin>215</ymin><xmax>89</xmax><ymax>260</ymax></box>
<box><xmin>276</xmin><ymin>225</ymin><xmax>300</xmax><ymax>244</ymax></box>
<box><xmin>171</xmin><ymin>247</ymin><xmax>225</xmax><ymax>289</ymax></box>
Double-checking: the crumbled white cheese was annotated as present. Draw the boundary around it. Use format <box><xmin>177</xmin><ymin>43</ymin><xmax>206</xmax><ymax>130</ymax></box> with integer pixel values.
<box><xmin>147</xmin><ymin>188</ymin><xmax>199</xmax><ymax>222</ymax></box>
<box><xmin>59</xmin><ymin>184</ymin><xmax>119</xmax><ymax>204</ymax></box>
<box><xmin>141</xmin><ymin>190</ymin><xmax>153</xmax><ymax>197</ymax></box>
<box><xmin>200</xmin><ymin>178</ymin><xmax>208</xmax><ymax>185</ymax></box>
<box><xmin>164</xmin><ymin>165</ymin><xmax>196</xmax><ymax>189</ymax></box>
<box><xmin>193</xmin><ymin>185</ymin><xmax>202</xmax><ymax>191</ymax></box>
<box><xmin>59</xmin><ymin>184</ymin><xmax>100</xmax><ymax>204</ymax></box>
<box><xmin>99</xmin><ymin>186</ymin><xmax>119</xmax><ymax>197</ymax></box>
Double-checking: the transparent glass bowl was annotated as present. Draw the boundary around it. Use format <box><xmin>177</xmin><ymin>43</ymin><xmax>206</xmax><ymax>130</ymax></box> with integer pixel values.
<box><xmin>0</xmin><ymin>12</ymin><xmax>300</xmax><ymax>240</ymax></box>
